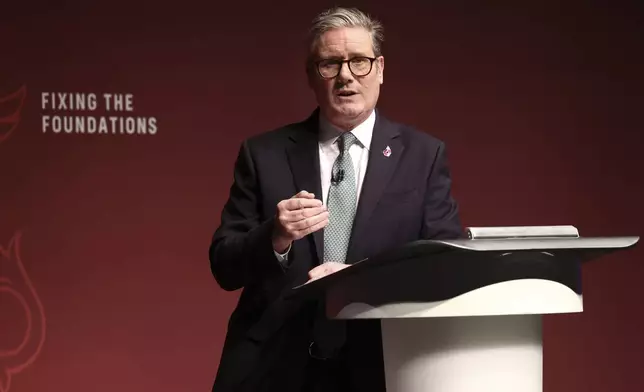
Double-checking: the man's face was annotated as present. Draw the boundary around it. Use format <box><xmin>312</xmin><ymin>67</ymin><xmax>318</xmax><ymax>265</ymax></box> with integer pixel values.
<box><xmin>308</xmin><ymin>27</ymin><xmax>384</xmax><ymax>130</ymax></box>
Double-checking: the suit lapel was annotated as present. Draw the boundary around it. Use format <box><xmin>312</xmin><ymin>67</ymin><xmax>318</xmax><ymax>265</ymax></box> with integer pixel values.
<box><xmin>347</xmin><ymin>113</ymin><xmax>403</xmax><ymax>263</ymax></box>
<box><xmin>285</xmin><ymin>110</ymin><xmax>324</xmax><ymax>264</ymax></box>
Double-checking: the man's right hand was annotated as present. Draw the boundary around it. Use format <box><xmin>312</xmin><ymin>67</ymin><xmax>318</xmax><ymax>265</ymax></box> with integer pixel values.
<box><xmin>272</xmin><ymin>190</ymin><xmax>328</xmax><ymax>253</ymax></box>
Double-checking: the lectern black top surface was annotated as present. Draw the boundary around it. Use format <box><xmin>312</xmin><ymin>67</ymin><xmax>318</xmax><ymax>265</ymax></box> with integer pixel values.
<box><xmin>288</xmin><ymin>236</ymin><xmax>639</xmax><ymax>298</ymax></box>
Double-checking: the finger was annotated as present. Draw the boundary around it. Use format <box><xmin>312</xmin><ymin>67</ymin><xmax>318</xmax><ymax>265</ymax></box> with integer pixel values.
<box><xmin>311</xmin><ymin>263</ymin><xmax>340</xmax><ymax>279</ymax></box>
<box><xmin>283</xmin><ymin>205</ymin><xmax>327</xmax><ymax>222</ymax></box>
<box><xmin>319</xmin><ymin>263</ymin><xmax>332</xmax><ymax>274</ymax></box>
<box><xmin>277</xmin><ymin>194</ymin><xmax>318</xmax><ymax>212</ymax></box>
<box><xmin>292</xmin><ymin>214</ymin><xmax>329</xmax><ymax>239</ymax></box>
<box><xmin>326</xmin><ymin>262</ymin><xmax>348</xmax><ymax>273</ymax></box>
<box><xmin>307</xmin><ymin>275</ymin><xmax>321</xmax><ymax>283</ymax></box>
<box><xmin>289</xmin><ymin>211</ymin><xmax>329</xmax><ymax>232</ymax></box>
<box><xmin>276</xmin><ymin>207</ymin><xmax>324</xmax><ymax>237</ymax></box>
<box><xmin>282</xmin><ymin>197</ymin><xmax>323</xmax><ymax>211</ymax></box>
<box><xmin>308</xmin><ymin>265</ymin><xmax>326</xmax><ymax>280</ymax></box>
<box><xmin>292</xmin><ymin>190</ymin><xmax>316</xmax><ymax>199</ymax></box>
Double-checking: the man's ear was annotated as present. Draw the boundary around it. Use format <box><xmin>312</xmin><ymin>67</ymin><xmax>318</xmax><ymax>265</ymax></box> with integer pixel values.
<box><xmin>377</xmin><ymin>56</ymin><xmax>385</xmax><ymax>84</ymax></box>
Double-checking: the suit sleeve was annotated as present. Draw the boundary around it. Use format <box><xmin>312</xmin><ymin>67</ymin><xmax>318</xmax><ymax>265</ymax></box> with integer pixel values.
<box><xmin>209</xmin><ymin>140</ymin><xmax>285</xmax><ymax>291</ymax></box>
<box><xmin>421</xmin><ymin>141</ymin><xmax>465</xmax><ymax>240</ymax></box>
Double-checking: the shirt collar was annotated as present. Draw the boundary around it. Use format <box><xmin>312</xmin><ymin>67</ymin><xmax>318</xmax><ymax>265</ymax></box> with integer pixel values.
<box><xmin>318</xmin><ymin>109</ymin><xmax>375</xmax><ymax>151</ymax></box>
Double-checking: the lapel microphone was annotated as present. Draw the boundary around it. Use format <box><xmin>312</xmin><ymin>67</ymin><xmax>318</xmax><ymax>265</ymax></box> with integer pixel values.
<box><xmin>331</xmin><ymin>169</ymin><xmax>345</xmax><ymax>185</ymax></box>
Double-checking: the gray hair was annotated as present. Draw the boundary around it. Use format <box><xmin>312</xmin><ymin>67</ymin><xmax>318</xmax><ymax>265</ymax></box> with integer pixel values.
<box><xmin>307</xmin><ymin>7</ymin><xmax>384</xmax><ymax>60</ymax></box>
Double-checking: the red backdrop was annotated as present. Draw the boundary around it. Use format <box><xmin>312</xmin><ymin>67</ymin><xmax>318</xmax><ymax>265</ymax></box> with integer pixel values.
<box><xmin>1</xmin><ymin>1</ymin><xmax>642</xmax><ymax>391</ymax></box>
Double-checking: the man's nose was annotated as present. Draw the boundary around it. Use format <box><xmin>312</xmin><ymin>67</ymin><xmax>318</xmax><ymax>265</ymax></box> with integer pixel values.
<box><xmin>337</xmin><ymin>62</ymin><xmax>354</xmax><ymax>82</ymax></box>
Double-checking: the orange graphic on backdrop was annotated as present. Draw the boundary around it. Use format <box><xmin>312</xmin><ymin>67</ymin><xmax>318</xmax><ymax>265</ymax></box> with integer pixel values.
<box><xmin>0</xmin><ymin>86</ymin><xmax>26</xmax><ymax>145</ymax></box>
<box><xmin>0</xmin><ymin>232</ymin><xmax>46</xmax><ymax>392</ymax></box>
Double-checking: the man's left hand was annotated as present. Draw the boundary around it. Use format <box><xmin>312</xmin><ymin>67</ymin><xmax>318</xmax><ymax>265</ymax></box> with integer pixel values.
<box><xmin>307</xmin><ymin>262</ymin><xmax>350</xmax><ymax>283</ymax></box>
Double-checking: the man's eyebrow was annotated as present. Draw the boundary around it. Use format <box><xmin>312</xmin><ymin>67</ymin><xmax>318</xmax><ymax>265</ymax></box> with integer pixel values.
<box><xmin>317</xmin><ymin>52</ymin><xmax>371</xmax><ymax>61</ymax></box>
<box><xmin>317</xmin><ymin>55</ymin><xmax>344</xmax><ymax>61</ymax></box>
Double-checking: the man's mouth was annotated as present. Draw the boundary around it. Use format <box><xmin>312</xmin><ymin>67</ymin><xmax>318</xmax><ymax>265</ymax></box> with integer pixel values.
<box><xmin>336</xmin><ymin>91</ymin><xmax>357</xmax><ymax>97</ymax></box>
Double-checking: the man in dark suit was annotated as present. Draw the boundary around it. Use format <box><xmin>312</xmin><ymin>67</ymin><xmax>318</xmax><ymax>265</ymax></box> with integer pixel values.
<box><xmin>209</xmin><ymin>6</ymin><xmax>462</xmax><ymax>392</ymax></box>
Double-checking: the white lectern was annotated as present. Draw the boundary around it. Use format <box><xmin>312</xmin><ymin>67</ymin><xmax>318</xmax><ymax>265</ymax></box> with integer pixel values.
<box><xmin>292</xmin><ymin>228</ymin><xmax>639</xmax><ymax>392</ymax></box>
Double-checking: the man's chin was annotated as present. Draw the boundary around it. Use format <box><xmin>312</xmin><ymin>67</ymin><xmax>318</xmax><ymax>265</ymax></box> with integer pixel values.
<box><xmin>321</xmin><ymin>105</ymin><xmax>372</xmax><ymax>130</ymax></box>
<box><xmin>332</xmin><ymin>103</ymin><xmax>365</xmax><ymax>118</ymax></box>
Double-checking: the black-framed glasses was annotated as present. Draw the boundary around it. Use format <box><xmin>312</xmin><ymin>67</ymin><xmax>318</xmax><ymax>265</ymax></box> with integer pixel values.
<box><xmin>314</xmin><ymin>56</ymin><xmax>378</xmax><ymax>79</ymax></box>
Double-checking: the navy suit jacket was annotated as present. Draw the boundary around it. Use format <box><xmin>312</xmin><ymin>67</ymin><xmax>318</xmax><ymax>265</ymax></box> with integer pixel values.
<box><xmin>209</xmin><ymin>108</ymin><xmax>462</xmax><ymax>392</ymax></box>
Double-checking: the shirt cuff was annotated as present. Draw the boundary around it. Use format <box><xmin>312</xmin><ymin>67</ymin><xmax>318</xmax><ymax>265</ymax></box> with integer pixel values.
<box><xmin>274</xmin><ymin>243</ymin><xmax>292</xmax><ymax>265</ymax></box>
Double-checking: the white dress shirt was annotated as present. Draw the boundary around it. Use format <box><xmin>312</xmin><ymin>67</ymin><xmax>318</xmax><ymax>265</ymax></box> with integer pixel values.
<box><xmin>318</xmin><ymin>110</ymin><xmax>374</xmax><ymax>206</ymax></box>
<box><xmin>275</xmin><ymin>110</ymin><xmax>376</xmax><ymax>263</ymax></box>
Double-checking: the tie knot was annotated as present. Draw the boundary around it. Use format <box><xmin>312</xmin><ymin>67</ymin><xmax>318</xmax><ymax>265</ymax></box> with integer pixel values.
<box><xmin>338</xmin><ymin>132</ymin><xmax>358</xmax><ymax>152</ymax></box>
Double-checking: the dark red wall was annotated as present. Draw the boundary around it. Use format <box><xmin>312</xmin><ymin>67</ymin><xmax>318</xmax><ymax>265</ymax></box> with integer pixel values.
<box><xmin>1</xmin><ymin>1</ymin><xmax>642</xmax><ymax>391</ymax></box>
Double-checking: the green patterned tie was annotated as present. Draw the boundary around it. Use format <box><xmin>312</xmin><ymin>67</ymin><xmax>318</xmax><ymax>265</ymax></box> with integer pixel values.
<box><xmin>324</xmin><ymin>131</ymin><xmax>359</xmax><ymax>264</ymax></box>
